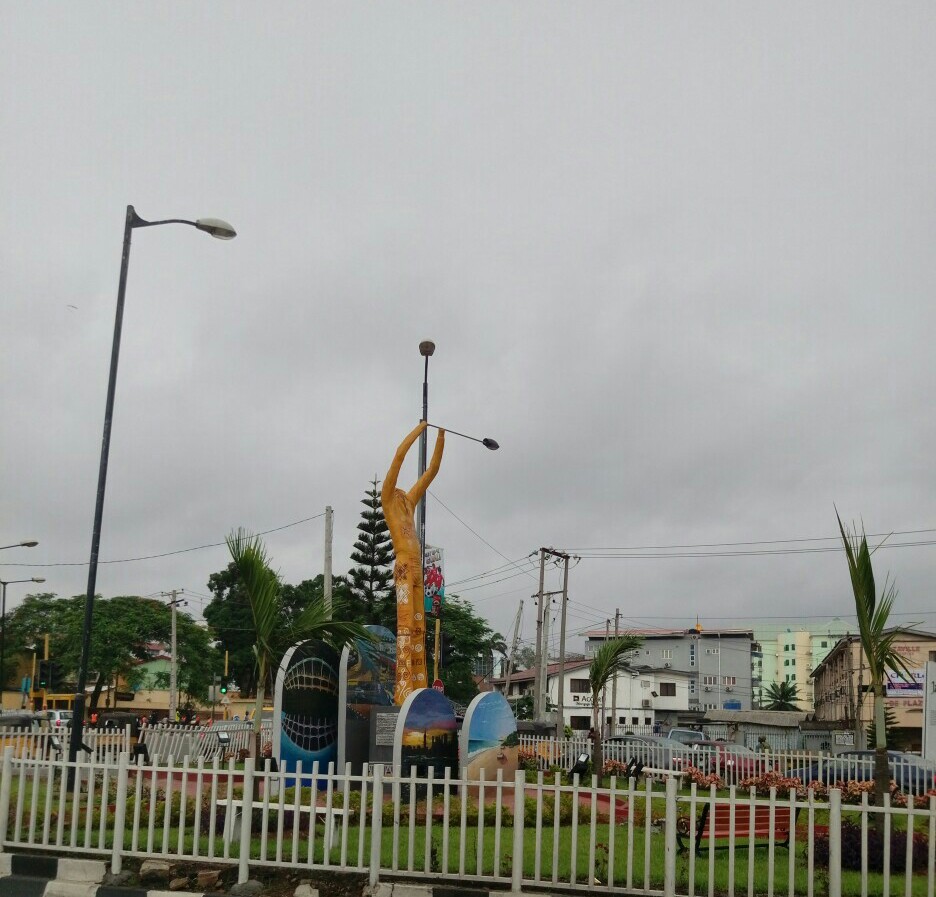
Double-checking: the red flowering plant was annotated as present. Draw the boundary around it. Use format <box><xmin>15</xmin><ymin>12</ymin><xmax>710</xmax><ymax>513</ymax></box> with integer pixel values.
<box><xmin>683</xmin><ymin>765</ymin><xmax>724</xmax><ymax>790</ymax></box>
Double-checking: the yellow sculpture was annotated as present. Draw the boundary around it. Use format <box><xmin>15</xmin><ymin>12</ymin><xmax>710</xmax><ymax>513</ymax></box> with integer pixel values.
<box><xmin>382</xmin><ymin>421</ymin><xmax>445</xmax><ymax>705</ymax></box>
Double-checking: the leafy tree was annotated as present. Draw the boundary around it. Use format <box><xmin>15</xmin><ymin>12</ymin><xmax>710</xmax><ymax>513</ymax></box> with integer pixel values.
<box><xmin>347</xmin><ymin>479</ymin><xmax>395</xmax><ymax>624</ymax></box>
<box><xmin>428</xmin><ymin>595</ymin><xmax>506</xmax><ymax>706</ymax></box>
<box><xmin>589</xmin><ymin>635</ymin><xmax>644</xmax><ymax>782</ymax></box>
<box><xmin>204</xmin><ymin>562</ymin><xmax>258</xmax><ymax>696</ymax></box>
<box><xmin>837</xmin><ymin>511</ymin><xmax>914</xmax><ymax>821</ymax></box>
<box><xmin>763</xmin><ymin>680</ymin><xmax>800</xmax><ymax>711</ymax></box>
<box><xmin>5</xmin><ymin>593</ymin><xmax>217</xmax><ymax>712</ymax></box>
<box><xmin>225</xmin><ymin>528</ymin><xmax>372</xmax><ymax>757</ymax></box>
<box><xmin>511</xmin><ymin>645</ymin><xmax>536</xmax><ymax>672</ymax></box>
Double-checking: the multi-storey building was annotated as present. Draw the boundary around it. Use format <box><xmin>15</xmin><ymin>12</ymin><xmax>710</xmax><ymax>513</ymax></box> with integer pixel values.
<box><xmin>583</xmin><ymin>627</ymin><xmax>756</xmax><ymax>716</ymax></box>
<box><xmin>491</xmin><ymin>660</ymin><xmax>693</xmax><ymax>732</ymax></box>
<box><xmin>754</xmin><ymin>620</ymin><xmax>849</xmax><ymax>710</ymax></box>
<box><xmin>811</xmin><ymin>628</ymin><xmax>936</xmax><ymax>749</ymax></box>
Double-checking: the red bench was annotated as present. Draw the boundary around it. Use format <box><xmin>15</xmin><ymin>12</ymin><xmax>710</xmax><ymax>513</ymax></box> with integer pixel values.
<box><xmin>676</xmin><ymin>802</ymin><xmax>798</xmax><ymax>854</ymax></box>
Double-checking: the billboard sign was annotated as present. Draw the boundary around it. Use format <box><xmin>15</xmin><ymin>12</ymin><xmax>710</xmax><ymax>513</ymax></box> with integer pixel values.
<box><xmin>884</xmin><ymin>667</ymin><xmax>925</xmax><ymax>697</ymax></box>
<box><xmin>923</xmin><ymin>661</ymin><xmax>936</xmax><ymax>762</ymax></box>
<box><xmin>424</xmin><ymin>545</ymin><xmax>445</xmax><ymax>617</ymax></box>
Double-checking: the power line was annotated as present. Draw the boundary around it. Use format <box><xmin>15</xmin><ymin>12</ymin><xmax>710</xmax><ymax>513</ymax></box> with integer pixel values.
<box><xmin>0</xmin><ymin>514</ymin><xmax>325</xmax><ymax>569</ymax></box>
<box><xmin>561</xmin><ymin>527</ymin><xmax>936</xmax><ymax>553</ymax></box>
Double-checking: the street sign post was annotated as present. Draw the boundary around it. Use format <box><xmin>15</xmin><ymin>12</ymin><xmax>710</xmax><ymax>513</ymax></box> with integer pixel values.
<box><xmin>432</xmin><ymin>679</ymin><xmax>444</xmax><ymax>693</ymax></box>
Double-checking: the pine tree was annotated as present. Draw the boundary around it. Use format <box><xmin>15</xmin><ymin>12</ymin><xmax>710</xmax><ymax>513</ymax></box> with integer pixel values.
<box><xmin>347</xmin><ymin>478</ymin><xmax>395</xmax><ymax>625</ymax></box>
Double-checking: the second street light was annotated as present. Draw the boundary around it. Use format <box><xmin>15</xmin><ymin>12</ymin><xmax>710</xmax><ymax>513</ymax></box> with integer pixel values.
<box><xmin>0</xmin><ymin>577</ymin><xmax>45</xmax><ymax>708</ymax></box>
<box><xmin>0</xmin><ymin>540</ymin><xmax>38</xmax><ymax>551</ymax></box>
<box><xmin>69</xmin><ymin>205</ymin><xmax>236</xmax><ymax>770</ymax></box>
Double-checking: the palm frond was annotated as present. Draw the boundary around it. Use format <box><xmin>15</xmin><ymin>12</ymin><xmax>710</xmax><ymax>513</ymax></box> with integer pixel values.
<box><xmin>589</xmin><ymin>635</ymin><xmax>644</xmax><ymax>695</ymax></box>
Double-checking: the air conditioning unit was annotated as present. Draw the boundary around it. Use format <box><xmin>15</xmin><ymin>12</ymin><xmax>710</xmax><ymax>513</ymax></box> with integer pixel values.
<box><xmin>725</xmin><ymin>686</ymin><xmax>732</xmax><ymax>692</ymax></box>
<box><xmin>703</xmin><ymin>686</ymin><xmax>711</xmax><ymax>692</ymax></box>
<box><xmin>641</xmin><ymin>699</ymin><xmax>652</xmax><ymax>709</ymax></box>
<box><xmin>663</xmin><ymin>662</ymin><xmax>671</xmax><ymax>668</ymax></box>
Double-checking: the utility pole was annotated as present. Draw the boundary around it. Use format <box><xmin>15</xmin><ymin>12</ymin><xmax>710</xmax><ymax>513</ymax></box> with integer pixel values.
<box><xmin>532</xmin><ymin>549</ymin><xmax>546</xmax><ymax>720</ymax></box>
<box><xmin>610</xmin><ymin>607</ymin><xmax>620</xmax><ymax>737</ymax></box>
<box><xmin>555</xmin><ymin>554</ymin><xmax>570</xmax><ymax>739</ymax></box>
<box><xmin>602</xmin><ymin>618</ymin><xmax>610</xmax><ymax>736</ymax></box>
<box><xmin>503</xmin><ymin>600</ymin><xmax>523</xmax><ymax>697</ymax></box>
<box><xmin>160</xmin><ymin>590</ymin><xmax>184</xmax><ymax>721</ymax></box>
<box><xmin>323</xmin><ymin>505</ymin><xmax>333</xmax><ymax>618</ymax></box>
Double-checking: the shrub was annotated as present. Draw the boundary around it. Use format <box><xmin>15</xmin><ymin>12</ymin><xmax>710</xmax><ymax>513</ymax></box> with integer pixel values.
<box><xmin>518</xmin><ymin>748</ymin><xmax>539</xmax><ymax>772</ymax></box>
<box><xmin>814</xmin><ymin>820</ymin><xmax>930</xmax><ymax>872</ymax></box>
<box><xmin>683</xmin><ymin>765</ymin><xmax>724</xmax><ymax>790</ymax></box>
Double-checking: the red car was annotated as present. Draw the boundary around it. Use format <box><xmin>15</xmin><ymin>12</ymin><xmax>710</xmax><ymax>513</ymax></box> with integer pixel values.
<box><xmin>687</xmin><ymin>740</ymin><xmax>772</xmax><ymax>778</ymax></box>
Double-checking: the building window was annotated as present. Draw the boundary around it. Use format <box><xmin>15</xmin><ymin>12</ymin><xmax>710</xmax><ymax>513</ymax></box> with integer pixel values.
<box><xmin>660</xmin><ymin>682</ymin><xmax>676</xmax><ymax>697</ymax></box>
<box><xmin>689</xmin><ymin>680</ymin><xmax>695</xmax><ymax>694</ymax></box>
<box><xmin>570</xmin><ymin>716</ymin><xmax>590</xmax><ymax>730</ymax></box>
<box><xmin>641</xmin><ymin>680</ymin><xmax>651</xmax><ymax>689</ymax></box>
<box><xmin>723</xmin><ymin>676</ymin><xmax>736</xmax><ymax>686</ymax></box>
<box><xmin>644</xmin><ymin>718</ymin><xmax>651</xmax><ymax>725</ymax></box>
<box><xmin>570</xmin><ymin>679</ymin><xmax>590</xmax><ymax>694</ymax></box>
<box><xmin>784</xmin><ymin>659</ymin><xmax>789</xmax><ymax>666</ymax></box>
<box><xmin>631</xmin><ymin>717</ymin><xmax>639</xmax><ymax>725</ymax></box>
<box><xmin>821</xmin><ymin>641</ymin><xmax>828</xmax><ymax>648</ymax></box>
<box><xmin>702</xmin><ymin>675</ymin><xmax>717</xmax><ymax>685</ymax></box>
<box><xmin>661</xmin><ymin>649</ymin><xmax>673</xmax><ymax>660</ymax></box>
<box><xmin>706</xmin><ymin>648</ymin><xmax>720</xmax><ymax>655</ymax></box>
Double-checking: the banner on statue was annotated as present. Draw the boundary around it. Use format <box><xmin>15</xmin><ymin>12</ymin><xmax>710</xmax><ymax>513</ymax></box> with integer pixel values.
<box><xmin>424</xmin><ymin>545</ymin><xmax>445</xmax><ymax>617</ymax></box>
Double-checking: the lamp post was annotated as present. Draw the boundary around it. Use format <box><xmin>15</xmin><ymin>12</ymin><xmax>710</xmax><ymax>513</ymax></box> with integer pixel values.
<box><xmin>69</xmin><ymin>205</ymin><xmax>235</xmax><ymax>769</ymax></box>
<box><xmin>416</xmin><ymin>340</ymin><xmax>435</xmax><ymax>577</ymax></box>
<box><xmin>0</xmin><ymin>540</ymin><xmax>38</xmax><ymax>551</ymax></box>
<box><xmin>0</xmin><ymin>577</ymin><xmax>45</xmax><ymax>708</ymax></box>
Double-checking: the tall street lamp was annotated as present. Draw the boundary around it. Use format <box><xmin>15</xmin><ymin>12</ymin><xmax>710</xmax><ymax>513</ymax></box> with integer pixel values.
<box><xmin>0</xmin><ymin>577</ymin><xmax>45</xmax><ymax>708</ymax></box>
<box><xmin>69</xmin><ymin>205</ymin><xmax>236</xmax><ymax>768</ymax></box>
<box><xmin>416</xmin><ymin>340</ymin><xmax>435</xmax><ymax>579</ymax></box>
<box><xmin>0</xmin><ymin>540</ymin><xmax>39</xmax><ymax>551</ymax></box>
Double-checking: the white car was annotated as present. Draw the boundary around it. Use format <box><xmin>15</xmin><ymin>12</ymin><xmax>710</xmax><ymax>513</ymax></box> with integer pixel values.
<box><xmin>36</xmin><ymin>709</ymin><xmax>73</xmax><ymax>728</ymax></box>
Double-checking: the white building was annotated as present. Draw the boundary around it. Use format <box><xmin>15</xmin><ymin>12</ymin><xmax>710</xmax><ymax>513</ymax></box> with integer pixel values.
<box><xmin>492</xmin><ymin>660</ymin><xmax>692</xmax><ymax>733</ymax></box>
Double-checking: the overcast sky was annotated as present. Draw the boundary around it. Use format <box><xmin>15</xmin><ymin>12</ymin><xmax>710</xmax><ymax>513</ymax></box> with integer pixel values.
<box><xmin>3</xmin><ymin>4</ymin><xmax>935</xmax><ymax>663</ymax></box>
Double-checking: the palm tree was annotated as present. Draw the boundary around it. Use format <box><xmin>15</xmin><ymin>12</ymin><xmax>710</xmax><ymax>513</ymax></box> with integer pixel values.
<box><xmin>836</xmin><ymin>512</ymin><xmax>914</xmax><ymax>817</ymax></box>
<box><xmin>763</xmin><ymin>680</ymin><xmax>800</xmax><ymax>711</ymax></box>
<box><xmin>589</xmin><ymin>635</ymin><xmax>644</xmax><ymax>782</ymax></box>
<box><xmin>226</xmin><ymin>528</ymin><xmax>373</xmax><ymax>759</ymax></box>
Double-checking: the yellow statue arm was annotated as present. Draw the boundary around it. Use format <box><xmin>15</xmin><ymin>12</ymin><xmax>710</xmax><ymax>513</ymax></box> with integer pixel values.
<box><xmin>381</xmin><ymin>421</ymin><xmax>427</xmax><ymax>509</ymax></box>
<box><xmin>407</xmin><ymin>429</ymin><xmax>445</xmax><ymax>505</ymax></box>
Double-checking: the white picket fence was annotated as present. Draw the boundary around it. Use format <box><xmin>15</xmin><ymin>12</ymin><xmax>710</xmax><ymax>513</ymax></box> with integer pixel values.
<box><xmin>0</xmin><ymin>747</ymin><xmax>934</xmax><ymax>896</ymax></box>
<box><xmin>0</xmin><ymin>728</ymin><xmax>130</xmax><ymax>763</ymax></box>
<box><xmin>520</xmin><ymin>735</ymin><xmax>936</xmax><ymax>795</ymax></box>
<box><xmin>138</xmin><ymin>721</ymin><xmax>273</xmax><ymax>762</ymax></box>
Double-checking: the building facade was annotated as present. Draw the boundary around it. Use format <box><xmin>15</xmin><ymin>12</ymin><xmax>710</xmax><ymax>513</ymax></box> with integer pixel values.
<box><xmin>492</xmin><ymin>660</ymin><xmax>692</xmax><ymax>733</ymax></box>
<box><xmin>811</xmin><ymin>628</ymin><xmax>936</xmax><ymax>750</ymax></box>
<box><xmin>583</xmin><ymin>627</ymin><xmax>756</xmax><ymax>716</ymax></box>
<box><xmin>753</xmin><ymin>621</ymin><xmax>848</xmax><ymax>710</ymax></box>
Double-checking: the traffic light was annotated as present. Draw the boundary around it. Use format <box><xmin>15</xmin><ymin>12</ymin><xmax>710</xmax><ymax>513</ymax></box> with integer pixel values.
<box><xmin>37</xmin><ymin>659</ymin><xmax>50</xmax><ymax>689</ymax></box>
<box><xmin>219</xmin><ymin>682</ymin><xmax>227</xmax><ymax>695</ymax></box>
<box><xmin>48</xmin><ymin>661</ymin><xmax>63</xmax><ymax>692</ymax></box>
<box><xmin>439</xmin><ymin>636</ymin><xmax>457</xmax><ymax>668</ymax></box>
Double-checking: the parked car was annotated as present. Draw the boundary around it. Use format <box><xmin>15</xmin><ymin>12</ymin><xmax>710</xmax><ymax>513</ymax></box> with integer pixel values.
<box><xmin>35</xmin><ymin>709</ymin><xmax>72</xmax><ymax>729</ymax></box>
<box><xmin>605</xmin><ymin>734</ymin><xmax>690</xmax><ymax>770</ymax></box>
<box><xmin>667</xmin><ymin>728</ymin><xmax>706</xmax><ymax>746</ymax></box>
<box><xmin>789</xmin><ymin>750</ymin><xmax>936</xmax><ymax>796</ymax></box>
<box><xmin>714</xmin><ymin>743</ymin><xmax>773</xmax><ymax>778</ymax></box>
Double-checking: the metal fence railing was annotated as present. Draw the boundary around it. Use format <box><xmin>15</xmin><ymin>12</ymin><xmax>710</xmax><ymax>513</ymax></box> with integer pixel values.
<box><xmin>0</xmin><ymin>746</ymin><xmax>933</xmax><ymax>896</ymax></box>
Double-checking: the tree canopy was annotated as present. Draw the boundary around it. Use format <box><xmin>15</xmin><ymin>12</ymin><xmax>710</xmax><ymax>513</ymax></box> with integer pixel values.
<box><xmin>5</xmin><ymin>592</ymin><xmax>217</xmax><ymax>711</ymax></box>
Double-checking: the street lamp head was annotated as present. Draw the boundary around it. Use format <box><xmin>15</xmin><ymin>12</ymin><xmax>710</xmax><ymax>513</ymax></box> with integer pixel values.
<box><xmin>21</xmin><ymin>541</ymin><xmax>38</xmax><ymax>548</ymax></box>
<box><xmin>31</xmin><ymin>578</ymin><xmax>45</xmax><ymax>584</ymax></box>
<box><xmin>194</xmin><ymin>218</ymin><xmax>237</xmax><ymax>240</ymax></box>
<box><xmin>482</xmin><ymin>438</ymin><xmax>499</xmax><ymax>451</ymax></box>
<box><xmin>419</xmin><ymin>340</ymin><xmax>436</xmax><ymax>357</ymax></box>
